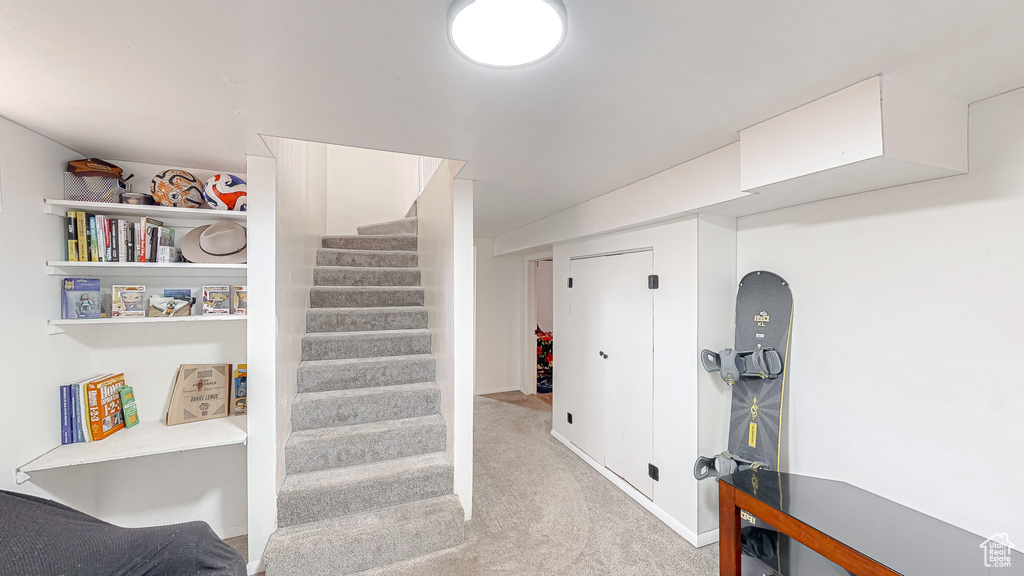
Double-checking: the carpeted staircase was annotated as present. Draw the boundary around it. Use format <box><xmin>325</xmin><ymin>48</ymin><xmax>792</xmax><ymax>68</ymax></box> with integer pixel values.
<box><xmin>263</xmin><ymin>204</ymin><xmax>465</xmax><ymax>576</ymax></box>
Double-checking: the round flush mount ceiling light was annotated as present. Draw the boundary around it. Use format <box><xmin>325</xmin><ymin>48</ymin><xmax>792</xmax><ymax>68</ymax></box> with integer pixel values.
<box><xmin>447</xmin><ymin>0</ymin><xmax>568</xmax><ymax>68</ymax></box>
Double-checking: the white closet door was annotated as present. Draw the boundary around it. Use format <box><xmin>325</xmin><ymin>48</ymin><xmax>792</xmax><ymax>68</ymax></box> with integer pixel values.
<box><xmin>599</xmin><ymin>250</ymin><xmax>654</xmax><ymax>498</ymax></box>
<box><xmin>565</xmin><ymin>256</ymin><xmax>606</xmax><ymax>463</ymax></box>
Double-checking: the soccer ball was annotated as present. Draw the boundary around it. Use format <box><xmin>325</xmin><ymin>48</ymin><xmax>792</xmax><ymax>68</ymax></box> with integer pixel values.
<box><xmin>151</xmin><ymin>169</ymin><xmax>204</xmax><ymax>208</ymax></box>
<box><xmin>203</xmin><ymin>174</ymin><xmax>247</xmax><ymax>211</ymax></box>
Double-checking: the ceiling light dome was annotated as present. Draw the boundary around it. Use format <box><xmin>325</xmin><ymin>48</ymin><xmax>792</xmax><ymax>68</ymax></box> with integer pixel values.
<box><xmin>448</xmin><ymin>0</ymin><xmax>568</xmax><ymax>68</ymax></box>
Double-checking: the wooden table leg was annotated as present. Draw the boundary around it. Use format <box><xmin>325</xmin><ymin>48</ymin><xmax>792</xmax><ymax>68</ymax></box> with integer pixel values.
<box><xmin>719</xmin><ymin>481</ymin><xmax>742</xmax><ymax>576</ymax></box>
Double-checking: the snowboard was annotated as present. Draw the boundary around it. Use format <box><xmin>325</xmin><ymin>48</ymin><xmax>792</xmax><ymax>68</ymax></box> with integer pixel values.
<box><xmin>694</xmin><ymin>270</ymin><xmax>793</xmax><ymax>479</ymax></box>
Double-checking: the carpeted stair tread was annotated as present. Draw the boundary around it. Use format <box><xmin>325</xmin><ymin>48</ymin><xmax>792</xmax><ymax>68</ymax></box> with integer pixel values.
<box><xmin>302</xmin><ymin>329</ymin><xmax>431</xmax><ymax>361</ymax></box>
<box><xmin>297</xmin><ymin>354</ymin><xmax>436</xmax><ymax>393</ymax></box>
<box><xmin>314</xmin><ymin>266</ymin><xmax>421</xmax><ymax>287</ymax></box>
<box><xmin>309</xmin><ymin>286</ymin><xmax>424</xmax><ymax>308</ymax></box>
<box><xmin>316</xmin><ymin>248</ymin><xmax>417</xmax><ymax>268</ymax></box>
<box><xmin>321</xmin><ymin>235</ymin><xmax>417</xmax><ymax>251</ymax></box>
<box><xmin>263</xmin><ymin>495</ymin><xmax>463</xmax><ymax>576</ymax></box>
<box><xmin>357</xmin><ymin>217</ymin><xmax>417</xmax><ymax>236</ymax></box>
<box><xmin>277</xmin><ymin>452</ymin><xmax>454</xmax><ymax>527</ymax></box>
<box><xmin>291</xmin><ymin>382</ymin><xmax>441</xmax><ymax>430</ymax></box>
<box><xmin>306</xmin><ymin>306</ymin><xmax>428</xmax><ymax>333</ymax></box>
<box><xmin>286</xmin><ymin>415</ymin><xmax>447</xmax><ymax>474</ymax></box>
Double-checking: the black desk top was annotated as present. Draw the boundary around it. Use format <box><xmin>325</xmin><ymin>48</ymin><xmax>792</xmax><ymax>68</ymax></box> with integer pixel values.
<box><xmin>723</xmin><ymin>470</ymin><xmax>1024</xmax><ymax>575</ymax></box>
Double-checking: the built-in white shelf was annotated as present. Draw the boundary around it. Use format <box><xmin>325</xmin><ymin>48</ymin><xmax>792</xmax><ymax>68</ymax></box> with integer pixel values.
<box><xmin>44</xmin><ymin>198</ymin><xmax>247</xmax><ymax>227</ymax></box>
<box><xmin>46</xmin><ymin>260</ymin><xmax>247</xmax><ymax>277</ymax></box>
<box><xmin>48</xmin><ymin>314</ymin><xmax>247</xmax><ymax>334</ymax></box>
<box><xmin>16</xmin><ymin>415</ymin><xmax>247</xmax><ymax>484</ymax></box>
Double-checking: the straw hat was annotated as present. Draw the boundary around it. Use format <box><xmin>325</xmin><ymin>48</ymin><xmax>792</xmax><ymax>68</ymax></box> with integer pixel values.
<box><xmin>180</xmin><ymin>221</ymin><xmax>247</xmax><ymax>264</ymax></box>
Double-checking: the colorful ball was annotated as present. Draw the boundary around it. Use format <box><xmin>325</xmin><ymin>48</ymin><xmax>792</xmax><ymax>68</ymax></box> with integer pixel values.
<box><xmin>151</xmin><ymin>169</ymin><xmax>204</xmax><ymax>208</ymax></box>
<box><xmin>203</xmin><ymin>173</ymin><xmax>247</xmax><ymax>211</ymax></box>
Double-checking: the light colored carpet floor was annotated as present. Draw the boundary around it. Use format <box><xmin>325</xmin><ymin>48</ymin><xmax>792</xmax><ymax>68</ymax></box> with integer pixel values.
<box><xmin>359</xmin><ymin>391</ymin><xmax>719</xmax><ymax>576</ymax></box>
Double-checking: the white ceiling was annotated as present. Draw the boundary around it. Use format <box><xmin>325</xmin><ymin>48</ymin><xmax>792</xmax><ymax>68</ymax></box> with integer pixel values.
<box><xmin>2</xmin><ymin>1</ymin><xmax>1023</xmax><ymax>237</ymax></box>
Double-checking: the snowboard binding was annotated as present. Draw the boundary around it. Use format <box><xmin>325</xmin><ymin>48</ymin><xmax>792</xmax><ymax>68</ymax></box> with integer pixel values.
<box><xmin>693</xmin><ymin>452</ymin><xmax>770</xmax><ymax>481</ymax></box>
<box><xmin>701</xmin><ymin>347</ymin><xmax>783</xmax><ymax>386</ymax></box>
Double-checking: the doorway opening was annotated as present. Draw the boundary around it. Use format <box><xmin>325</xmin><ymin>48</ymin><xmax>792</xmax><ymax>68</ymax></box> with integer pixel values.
<box><xmin>533</xmin><ymin>259</ymin><xmax>554</xmax><ymax>405</ymax></box>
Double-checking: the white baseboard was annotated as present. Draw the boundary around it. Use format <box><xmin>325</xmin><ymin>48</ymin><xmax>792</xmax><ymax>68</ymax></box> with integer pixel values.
<box><xmin>550</xmin><ymin>429</ymin><xmax>719</xmax><ymax>548</ymax></box>
<box><xmin>247</xmin><ymin>560</ymin><xmax>263</xmax><ymax>575</ymax></box>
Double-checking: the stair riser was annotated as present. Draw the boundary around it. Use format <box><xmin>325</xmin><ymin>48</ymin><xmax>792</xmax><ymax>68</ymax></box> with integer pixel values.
<box><xmin>277</xmin><ymin>464</ymin><xmax>453</xmax><ymax>527</ymax></box>
<box><xmin>297</xmin><ymin>357</ymin><xmax>436</xmax><ymax>393</ymax></box>
<box><xmin>316</xmin><ymin>250</ymin><xmax>417</xmax><ymax>267</ymax></box>
<box><xmin>357</xmin><ymin>219</ymin><xmax>417</xmax><ymax>236</ymax></box>
<box><xmin>301</xmin><ymin>333</ymin><xmax>430</xmax><ymax>361</ymax></box>
<box><xmin>306</xmin><ymin>309</ymin><xmax>428</xmax><ymax>333</ymax></box>
<box><xmin>264</xmin><ymin>496</ymin><xmax>463</xmax><ymax>576</ymax></box>
<box><xmin>321</xmin><ymin>236</ymin><xmax>417</xmax><ymax>251</ymax></box>
<box><xmin>291</xmin><ymin>387</ymin><xmax>440</xmax><ymax>431</ymax></box>
<box><xmin>314</xmin><ymin>267</ymin><xmax>420</xmax><ymax>286</ymax></box>
<box><xmin>286</xmin><ymin>423</ymin><xmax>446</xmax><ymax>474</ymax></box>
<box><xmin>309</xmin><ymin>288</ymin><xmax>424</xmax><ymax>308</ymax></box>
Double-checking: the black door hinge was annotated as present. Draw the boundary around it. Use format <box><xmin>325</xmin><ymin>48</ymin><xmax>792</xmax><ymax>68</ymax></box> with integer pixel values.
<box><xmin>649</xmin><ymin>463</ymin><xmax>660</xmax><ymax>481</ymax></box>
<box><xmin>567</xmin><ymin>277</ymin><xmax>574</xmax><ymax>288</ymax></box>
<box><xmin>648</xmin><ymin>275</ymin><xmax>659</xmax><ymax>289</ymax></box>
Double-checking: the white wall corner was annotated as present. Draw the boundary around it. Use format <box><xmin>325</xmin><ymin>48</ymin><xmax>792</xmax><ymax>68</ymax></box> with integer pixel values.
<box><xmin>452</xmin><ymin>178</ymin><xmax>475</xmax><ymax>520</ymax></box>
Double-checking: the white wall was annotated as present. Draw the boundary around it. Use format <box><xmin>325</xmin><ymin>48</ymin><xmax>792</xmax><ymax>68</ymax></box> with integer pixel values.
<box><xmin>418</xmin><ymin>161</ymin><xmax>474</xmax><ymax>518</ymax></box>
<box><xmin>325</xmin><ymin>146</ymin><xmax>420</xmax><ymax>235</ymax></box>
<box><xmin>241</xmin><ymin>137</ymin><xmax>328</xmax><ymax>573</ymax></box>
<box><xmin>473</xmin><ymin>237</ymin><xmax>523</xmax><ymax>395</ymax></box>
<box><xmin>245</xmin><ymin>153</ymin><xmax>277</xmax><ymax>572</ymax></box>
<box><xmin>534</xmin><ymin>260</ymin><xmax>553</xmax><ymax>332</ymax></box>
<box><xmin>0</xmin><ymin>116</ymin><xmax>248</xmax><ymax>537</ymax></box>
<box><xmin>735</xmin><ymin>86</ymin><xmax>1024</xmax><ymax>542</ymax></box>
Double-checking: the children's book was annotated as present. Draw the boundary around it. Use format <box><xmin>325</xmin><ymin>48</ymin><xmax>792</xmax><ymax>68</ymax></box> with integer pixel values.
<box><xmin>118</xmin><ymin>385</ymin><xmax>139</xmax><ymax>428</ymax></box>
<box><xmin>233</xmin><ymin>364</ymin><xmax>247</xmax><ymax>415</ymax></box>
<box><xmin>86</xmin><ymin>374</ymin><xmax>126</xmax><ymax>441</ymax></box>
<box><xmin>203</xmin><ymin>286</ymin><xmax>231</xmax><ymax>314</ymax></box>
<box><xmin>112</xmin><ymin>285</ymin><xmax>146</xmax><ymax>317</ymax></box>
<box><xmin>232</xmin><ymin>286</ymin><xmax>247</xmax><ymax>315</ymax></box>
<box><xmin>156</xmin><ymin>227</ymin><xmax>176</xmax><ymax>263</ymax></box>
<box><xmin>62</xmin><ymin>278</ymin><xmax>101</xmax><ymax>319</ymax></box>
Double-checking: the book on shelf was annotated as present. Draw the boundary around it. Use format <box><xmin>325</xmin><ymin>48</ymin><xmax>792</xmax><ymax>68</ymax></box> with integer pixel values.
<box><xmin>86</xmin><ymin>374</ymin><xmax>126</xmax><ymax>441</ymax></box>
<box><xmin>75</xmin><ymin>211</ymin><xmax>88</xmax><ymax>263</ymax></box>
<box><xmin>87</xmin><ymin>215</ymin><xmax>100</xmax><ymax>262</ymax></box>
<box><xmin>66</xmin><ymin>211</ymin><xmax>78</xmax><ymax>262</ymax></box>
<box><xmin>61</xmin><ymin>277</ymin><xmax>101</xmax><ymax>320</ymax></box>
<box><xmin>166</xmin><ymin>364</ymin><xmax>231</xmax><ymax>426</ymax></box>
<box><xmin>59</xmin><ymin>385</ymin><xmax>73</xmax><ymax>445</ymax></box>
<box><xmin>118</xmin><ymin>385</ymin><xmax>139</xmax><ymax>428</ymax></box>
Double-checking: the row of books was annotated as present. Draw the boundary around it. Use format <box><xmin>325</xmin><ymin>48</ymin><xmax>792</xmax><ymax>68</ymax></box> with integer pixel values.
<box><xmin>65</xmin><ymin>211</ymin><xmax>179</xmax><ymax>263</ymax></box>
<box><xmin>58</xmin><ymin>374</ymin><xmax>139</xmax><ymax>444</ymax></box>
<box><xmin>61</xmin><ymin>279</ymin><xmax>248</xmax><ymax>319</ymax></box>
